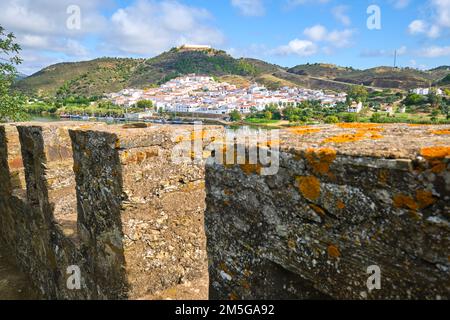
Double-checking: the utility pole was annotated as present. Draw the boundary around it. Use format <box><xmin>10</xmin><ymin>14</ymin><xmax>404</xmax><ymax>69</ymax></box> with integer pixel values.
<box><xmin>394</xmin><ymin>50</ymin><xmax>397</xmax><ymax>68</ymax></box>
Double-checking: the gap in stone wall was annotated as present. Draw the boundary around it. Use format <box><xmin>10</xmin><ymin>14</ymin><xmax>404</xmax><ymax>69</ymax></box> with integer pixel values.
<box><xmin>44</xmin><ymin>129</ymin><xmax>79</xmax><ymax>244</ymax></box>
<box><xmin>5</xmin><ymin>126</ymin><xmax>26</xmax><ymax>200</ymax></box>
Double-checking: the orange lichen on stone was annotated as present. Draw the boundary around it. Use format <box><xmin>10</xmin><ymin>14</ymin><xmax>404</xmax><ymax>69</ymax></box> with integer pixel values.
<box><xmin>393</xmin><ymin>194</ymin><xmax>419</xmax><ymax>211</ymax></box>
<box><xmin>393</xmin><ymin>190</ymin><xmax>436</xmax><ymax>212</ymax></box>
<box><xmin>240</xmin><ymin>163</ymin><xmax>262</xmax><ymax>175</ymax></box>
<box><xmin>8</xmin><ymin>157</ymin><xmax>23</xmax><ymax>169</ymax></box>
<box><xmin>322</xmin><ymin>132</ymin><xmax>365</xmax><ymax>144</ymax></box>
<box><xmin>337</xmin><ymin>123</ymin><xmax>373</xmax><ymax>129</ymax></box>
<box><xmin>337</xmin><ymin>200</ymin><xmax>345</xmax><ymax>210</ymax></box>
<box><xmin>416</xmin><ymin>190</ymin><xmax>436</xmax><ymax>209</ymax></box>
<box><xmin>305</xmin><ymin>147</ymin><xmax>337</xmax><ymax>175</ymax></box>
<box><xmin>323</xmin><ymin>126</ymin><xmax>384</xmax><ymax>144</ymax></box>
<box><xmin>288</xmin><ymin>127</ymin><xmax>321</xmax><ymax>135</ymax></box>
<box><xmin>309</xmin><ymin>204</ymin><xmax>326</xmax><ymax>217</ymax></box>
<box><xmin>420</xmin><ymin>146</ymin><xmax>450</xmax><ymax>159</ymax></box>
<box><xmin>430</xmin><ymin>130</ymin><xmax>450</xmax><ymax>135</ymax></box>
<box><xmin>327</xmin><ymin>245</ymin><xmax>341</xmax><ymax>258</ymax></box>
<box><xmin>337</xmin><ymin>123</ymin><xmax>380</xmax><ymax>129</ymax></box>
<box><xmin>420</xmin><ymin>146</ymin><xmax>449</xmax><ymax>174</ymax></box>
<box><xmin>296</xmin><ymin>176</ymin><xmax>321</xmax><ymax>201</ymax></box>
<box><xmin>430</xmin><ymin>162</ymin><xmax>447</xmax><ymax>173</ymax></box>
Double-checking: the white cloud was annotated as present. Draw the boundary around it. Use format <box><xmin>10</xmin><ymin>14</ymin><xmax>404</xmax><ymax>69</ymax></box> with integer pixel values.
<box><xmin>303</xmin><ymin>25</ymin><xmax>327</xmax><ymax>41</ymax></box>
<box><xmin>433</xmin><ymin>0</ymin><xmax>450</xmax><ymax>28</ymax></box>
<box><xmin>273</xmin><ymin>39</ymin><xmax>318</xmax><ymax>56</ymax></box>
<box><xmin>408</xmin><ymin>19</ymin><xmax>441</xmax><ymax>38</ymax></box>
<box><xmin>231</xmin><ymin>0</ymin><xmax>265</xmax><ymax>16</ymax></box>
<box><xmin>0</xmin><ymin>0</ymin><xmax>224</xmax><ymax>73</ymax></box>
<box><xmin>408</xmin><ymin>0</ymin><xmax>450</xmax><ymax>38</ymax></box>
<box><xmin>304</xmin><ymin>24</ymin><xmax>355</xmax><ymax>48</ymax></box>
<box><xmin>108</xmin><ymin>0</ymin><xmax>224</xmax><ymax>55</ymax></box>
<box><xmin>332</xmin><ymin>6</ymin><xmax>351</xmax><ymax>26</ymax></box>
<box><xmin>273</xmin><ymin>24</ymin><xmax>354</xmax><ymax>57</ymax></box>
<box><xmin>408</xmin><ymin>20</ymin><xmax>427</xmax><ymax>34</ymax></box>
<box><xmin>418</xmin><ymin>46</ymin><xmax>450</xmax><ymax>58</ymax></box>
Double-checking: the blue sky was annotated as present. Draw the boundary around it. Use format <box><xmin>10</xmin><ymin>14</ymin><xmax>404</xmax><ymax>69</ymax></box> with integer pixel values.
<box><xmin>0</xmin><ymin>0</ymin><xmax>449</xmax><ymax>74</ymax></box>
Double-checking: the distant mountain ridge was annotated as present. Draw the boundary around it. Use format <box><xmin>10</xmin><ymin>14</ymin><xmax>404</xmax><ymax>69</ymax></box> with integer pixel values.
<box><xmin>14</xmin><ymin>47</ymin><xmax>450</xmax><ymax>97</ymax></box>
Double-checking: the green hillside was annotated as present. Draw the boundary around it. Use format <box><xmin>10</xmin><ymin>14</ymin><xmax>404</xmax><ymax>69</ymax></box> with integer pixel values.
<box><xmin>14</xmin><ymin>48</ymin><xmax>450</xmax><ymax>97</ymax></box>
<box><xmin>15</xmin><ymin>58</ymin><xmax>143</xmax><ymax>97</ymax></box>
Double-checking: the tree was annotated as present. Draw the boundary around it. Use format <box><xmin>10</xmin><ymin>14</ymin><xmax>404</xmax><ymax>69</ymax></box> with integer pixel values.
<box><xmin>230</xmin><ymin>110</ymin><xmax>241</xmax><ymax>122</ymax></box>
<box><xmin>347</xmin><ymin>85</ymin><xmax>368</xmax><ymax>103</ymax></box>
<box><xmin>136</xmin><ymin>100</ymin><xmax>154</xmax><ymax>109</ymax></box>
<box><xmin>0</xmin><ymin>26</ymin><xmax>25</xmax><ymax>121</ymax></box>
<box><xmin>403</xmin><ymin>93</ymin><xmax>425</xmax><ymax>106</ymax></box>
<box><xmin>324</xmin><ymin>115</ymin><xmax>339</xmax><ymax>124</ymax></box>
<box><xmin>439</xmin><ymin>100</ymin><xmax>449</xmax><ymax>119</ymax></box>
<box><xmin>370</xmin><ymin>112</ymin><xmax>382</xmax><ymax>123</ymax></box>
<box><xmin>428</xmin><ymin>89</ymin><xmax>442</xmax><ymax>108</ymax></box>
<box><xmin>264</xmin><ymin>111</ymin><xmax>272</xmax><ymax>120</ymax></box>
<box><xmin>430</xmin><ymin>109</ymin><xmax>440</xmax><ymax>122</ymax></box>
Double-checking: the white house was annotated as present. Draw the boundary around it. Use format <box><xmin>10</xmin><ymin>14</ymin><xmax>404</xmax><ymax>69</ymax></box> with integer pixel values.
<box><xmin>348</xmin><ymin>102</ymin><xmax>363</xmax><ymax>113</ymax></box>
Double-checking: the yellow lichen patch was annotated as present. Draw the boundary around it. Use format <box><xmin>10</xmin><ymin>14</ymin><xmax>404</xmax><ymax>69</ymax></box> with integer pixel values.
<box><xmin>229</xmin><ymin>292</ymin><xmax>240</xmax><ymax>300</ymax></box>
<box><xmin>305</xmin><ymin>147</ymin><xmax>337</xmax><ymax>175</ymax></box>
<box><xmin>420</xmin><ymin>146</ymin><xmax>450</xmax><ymax>159</ymax></box>
<box><xmin>393</xmin><ymin>194</ymin><xmax>419</xmax><ymax>211</ymax></box>
<box><xmin>309</xmin><ymin>204</ymin><xmax>326</xmax><ymax>217</ymax></box>
<box><xmin>240</xmin><ymin>163</ymin><xmax>262</xmax><ymax>175</ymax></box>
<box><xmin>296</xmin><ymin>176</ymin><xmax>321</xmax><ymax>201</ymax></box>
<box><xmin>114</xmin><ymin>139</ymin><xmax>121</xmax><ymax>149</ymax></box>
<box><xmin>288</xmin><ymin>127</ymin><xmax>321</xmax><ymax>135</ymax></box>
<box><xmin>190</xmin><ymin>129</ymin><xmax>209</xmax><ymax>141</ymax></box>
<box><xmin>416</xmin><ymin>190</ymin><xmax>436</xmax><ymax>209</ymax></box>
<box><xmin>378</xmin><ymin>169</ymin><xmax>389</xmax><ymax>185</ymax></box>
<box><xmin>337</xmin><ymin>123</ymin><xmax>380</xmax><ymax>129</ymax></box>
<box><xmin>337</xmin><ymin>200</ymin><xmax>346</xmax><ymax>210</ymax></box>
<box><xmin>287</xmin><ymin>239</ymin><xmax>297</xmax><ymax>250</ymax></box>
<box><xmin>431</xmin><ymin>129</ymin><xmax>450</xmax><ymax>135</ymax></box>
<box><xmin>267</xmin><ymin>139</ymin><xmax>280</xmax><ymax>147</ymax></box>
<box><xmin>327</xmin><ymin>245</ymin><xmax>341</xmax><ymax>258</ymax></box>
<box><xmin>408</xmin><ymin>123</ymin><xmax>430</xmax><ymax>127</ymax></box>
<box><xmin>175</xmin><ymin>135</ymin><xmax>185</xmax><ymax>143</ymax></box>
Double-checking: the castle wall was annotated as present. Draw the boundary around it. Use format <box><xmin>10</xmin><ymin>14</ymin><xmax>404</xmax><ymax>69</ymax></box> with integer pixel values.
<box><xmin>205</xmin><ymin>124</ymin><xmax>450</xmax><ymax>299</ymax></box>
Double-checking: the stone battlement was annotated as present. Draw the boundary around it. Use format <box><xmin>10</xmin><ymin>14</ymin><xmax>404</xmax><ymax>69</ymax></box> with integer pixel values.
<box><xmin>0</xmin><ymin>122</ymin><xmax>449</xmax><ymax>299</ymax></box>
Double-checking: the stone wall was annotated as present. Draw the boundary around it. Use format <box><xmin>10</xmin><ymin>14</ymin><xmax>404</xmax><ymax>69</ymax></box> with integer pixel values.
<box><xmin>0</xmin><ymin>122</ymin><xmax>219</xmax><ymax>299</ymax></box>
<box><xmin>1</xmin><ymin>122</ymin><xmax>449</xmax><ymax>300</ymax></box>
<box><xmin>205</xmin><ymin>124</ymin><xmax>450</xmax><ymax>300</ymax></box>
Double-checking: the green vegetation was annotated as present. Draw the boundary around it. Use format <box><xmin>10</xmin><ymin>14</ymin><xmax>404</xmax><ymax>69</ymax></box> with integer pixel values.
<box><xmin>0</xmin><ymin>26</ymin><xmax>26</xmax><ymax>121</ymax></box>
<box><xmin>347</xmin><ymin>85</ymin><xmax>368</xmax><ymax>103</ymax></box>
<box><xmin>230</xmin><ymin>110</ymin><xmax>242</xmax><ymax>122</ymax></box>
<box><xmin>136</xmin><ymin>100</ymin><xmax>154</xmax><ymax>109</ymax></box>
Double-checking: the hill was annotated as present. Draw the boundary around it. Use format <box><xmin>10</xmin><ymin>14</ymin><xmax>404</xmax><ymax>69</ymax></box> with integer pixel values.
<box><xmin>288</xmin><ymin>64</ymin><xmax>450</xmax><ymax>90</ymax></box>
<box><xmin>14</xmin><ymin>48</ymin><xmax>450</xmax><ymax>97</ymax></box>
<box><xmin>15</xmin><ymin>58</ymin><xmax>143</xmax><ymax>97</ymax></box>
